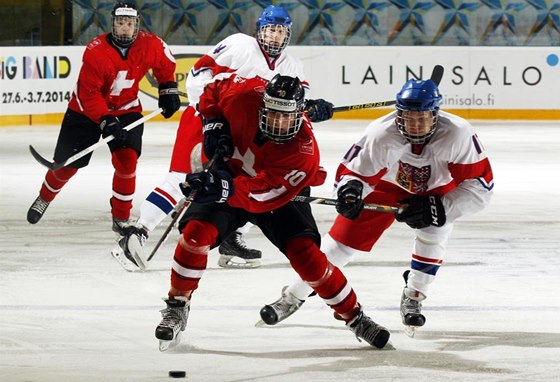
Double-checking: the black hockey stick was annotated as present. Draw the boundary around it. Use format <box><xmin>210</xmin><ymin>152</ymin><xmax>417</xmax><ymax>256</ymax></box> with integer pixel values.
<box><xmin>29</xmin><ymin>108</ymin><xmax>163</xmax><ymax>170</ymax></box>
<box><xmin>333</xmin><ymin>100</ymin><xmax>396</xmax><ymax>113</ymax></box>
<box><xmin>332</xmin><ymin>65</ymin><xmax>444</xmax><ymax>113</ymax></box>
<box><xmin>146</xmin><ymin>153</ymin><xmax>220</xmax><ymax>262</ymax></box>
<box><xmin>291</xmin><ymin>195</ymin><xmax>402</xmax><ymax>214</ymax></box>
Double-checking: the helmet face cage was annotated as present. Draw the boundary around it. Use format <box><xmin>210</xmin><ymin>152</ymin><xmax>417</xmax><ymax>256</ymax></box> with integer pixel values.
<box><xmin>259</xmin><ymin>75</ymin><xmax>304</xmax><ymax>143</ymax></box>
<box><xmin>395</xmin><ymin>79</ymin><xmax>442</xmax><ymax>144</ymax></box>
<box><xmin>111</xmin><ymin>3</ymin><xmax>139</xmax><ymax>47</ymax></box>
<box><xmin>256</xmin><ymin>6</ymin><xmax>292</xmax><ymax>56</ymax></box>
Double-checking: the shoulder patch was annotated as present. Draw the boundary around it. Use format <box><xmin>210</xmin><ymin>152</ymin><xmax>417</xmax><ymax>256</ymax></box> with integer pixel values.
<box><xmin>299</xmin><ymin>138</ymin><xmax>314</xmax><ymax>155</ymax></box>
<box><xmin>87</xmin><ymin>38</ymin><xmax>102</xmax><ymax>50</ymax></box>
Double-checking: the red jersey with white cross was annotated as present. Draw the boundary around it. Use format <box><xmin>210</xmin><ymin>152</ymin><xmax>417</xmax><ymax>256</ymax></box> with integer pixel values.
<box><xmin>198</xmin><ymin>73</ymin><xmax>324</xmax><ymax>214</ymax></box>
<box><xmin>68</xmin><ymin>31</ymin><xmax>176</xmax><ymax>123</ymax></box>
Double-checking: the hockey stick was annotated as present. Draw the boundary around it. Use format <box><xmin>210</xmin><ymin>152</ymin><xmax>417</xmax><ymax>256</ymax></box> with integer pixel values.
<box><xmin>146</xmin><ymin>153</ymin><xmax>220</xmax><ymax>262</ymax></box>
<box><xmin>332</xmin><ymin>65</ymin><xmax>444</xmax><ymax>113</ymax></box>
<box><xmin>29</xmin><ymin>108</ymin><xmax>163</xmax><ymax>171</ymax></box>
<box><xmin>291</xmin><ymin>195</ymin><xmax>401</xmax><ymax>214</ymax></box>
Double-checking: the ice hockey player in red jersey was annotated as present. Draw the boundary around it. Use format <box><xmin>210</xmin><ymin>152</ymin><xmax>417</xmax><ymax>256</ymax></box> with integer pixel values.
<box><xmin>154</xmin><ymin>73</ymin><xmax>389</xmax><ymax>352</ymax></box>
<box><xmin>117</xmin><ymin>5</ymin><xmax>334</xmax><ymax>272</ymax></box>
<box><xmin>26</xmin><ymin>2</ymin><xmax>180</xmax><ymax>246</ymax></box>
<box><xmin>258</xmin><ymin>78</ymin><xmax>494</xmax><ymax>337</ymax></box>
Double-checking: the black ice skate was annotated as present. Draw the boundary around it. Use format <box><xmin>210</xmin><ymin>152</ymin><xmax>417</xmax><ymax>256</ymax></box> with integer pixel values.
<box><xmin>258</xmin><ymin>286</ymin><xmax>305</xmax><ymax>326</ymax></box>
<box><xmin>27</xmin><ymin>196</ymin><xmax>50</xmax><ymax>224</ymax></box>
<box><xmin>155</xmin><ymin>296</ymin><xmax>190</xmax><ymax>352</ymax></box>
<box><xmin>218</xmin><ymin>231</ymin><xmax>262</xmax><ymax>269</ymax></box>
<box><xmin>347</xmin><ymin>308</ymin><xmax>390</xmax><ymax>349</ymax></box>
<box><xmin>400</xmin><ymin>270</ymin><xmax>426</xmax><ymax>337</ymax></box>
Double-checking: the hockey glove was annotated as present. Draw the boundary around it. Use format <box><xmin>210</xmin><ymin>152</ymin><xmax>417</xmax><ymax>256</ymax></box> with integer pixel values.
<box><xmin>395</xmin><ymin>195</ymin><xmax>446</xmax><ymax>229</ymax></box>
<box><xmin>203</xmin><ymin>117</ymin><xmax>234</xmax><ymax>159</ymax></box>
<box><xmin>158</xmin><ymin>81</ymin><xmax>181</xmax><ymax>119</ymax></box>
<box><xmin>180</xmin><ymin>170</ymin><xmax>234</xmax><ymax>204</ymax></box>
<box><xmin>100</xmin><ymin>115</ymin><xmax>126</xmax><ymax>141</ymax></box>
<box><xmin>306</xmin><ymin>98</ymin><xmax>334</xmax><ymax>123</ymax></box>
<box><xmin>336</xmin><ymin>180</ymin><xmax>365</xmax><ymax>220</ymax></box>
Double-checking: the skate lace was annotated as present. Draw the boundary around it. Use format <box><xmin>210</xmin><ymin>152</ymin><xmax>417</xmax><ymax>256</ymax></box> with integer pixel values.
<box><xmin>233</xmin><ymin>232</ymin><xmax>249</xmax><ymax>249</ymax></box>
<box><xmin>401</xmin><ymin>295</ymin><xmax>422</xmax><ymax>315</ymax></box>
<box><xmin>159</xmin><ymin>307</ymin><xmax>187</xmax><ymax>330</ymax></box>
<box><xmin>270</xmin><ymin>290</ymin><xmax>303</xmax><ymax>320</ymax></box>
<box><xmin>351</xmin><ymin>313</ymin><xmax>383</xmax><ymax>343</ymax></box>
<box><xmin>31</xmin><ymin>198</ymin><xmax>49</xmax><ymax>213</ymax></box>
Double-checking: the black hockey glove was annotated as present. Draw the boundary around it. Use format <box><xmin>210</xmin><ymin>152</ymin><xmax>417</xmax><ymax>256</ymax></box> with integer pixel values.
<box><xmin>306</xmin><ymin>98</ymin><xmax>334</xmax><ymax>122</ymax></box>
<box><xmin>336</xmin><ymin>180</ymin><xmax>365</xmax><ymax>220</ymax></box>
<box><xmin>395</xmin><ymin>195</ymin><xmax>446</xmax><ymax>229</ymax></box>
<box><xmin>158</xmin><ymin>81</ymin><xmax>180</xmax><ymax>119</ymax></box>
<box><xmin>203</xmin><ymin>117</ymin><xmax>234</xmax><ymax>159</ymax></box>
<box><xmin>180</xmin><ymin>170</ymin><xmax>234</xmax><ymax>204</ymax></box>
<box><xmin>100</xmin><ymin>115</ymin><xmax>126</xmax><ymax>141</ymax></box>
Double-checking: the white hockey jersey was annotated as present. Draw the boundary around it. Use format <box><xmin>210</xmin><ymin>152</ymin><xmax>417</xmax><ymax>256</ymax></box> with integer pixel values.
<box><xmin>186</xmin><ymin>33</ymin><xmax>308</xmax><ymax>104</ymax></box>
<box><xmin>335</xmin><ymin>110</ymin><xmax>494</xmax><ymax>223</ymax></box>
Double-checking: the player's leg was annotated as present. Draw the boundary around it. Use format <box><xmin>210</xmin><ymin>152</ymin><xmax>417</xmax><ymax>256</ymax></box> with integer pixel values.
<box><xmin>114</xmin><ymin>107</ymin><xmax>204</xmax><ymax>270</ymax></box>
<box><xmin>27</xmin><ymin>109</ymin><xmax>99</xmax><ymax>224</ymax></box>
<box><xmin>255</xmin><ymin>193</ymin><xmax>390</xmax><ymax>348</ymax></box>
<box><xmin>400</xmin><ymin>223</ymin><xmax>453</xmax><ymax>336</ymax></box>
<box><xmin>260</xmin><ymin>209</ymin><xmax>394</xmax><ymax>325</ymax></box>
<box><xmin>155</xmin><ymin>201</ymin><xmax>241</xmax><ymax>350</ymax></box>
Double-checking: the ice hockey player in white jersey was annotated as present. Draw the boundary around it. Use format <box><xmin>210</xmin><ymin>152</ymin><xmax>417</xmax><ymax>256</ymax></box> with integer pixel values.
<box><xmin>259</xmin><ymin>78</ymin><xmax>494</xmax><ymax>336</ymax></box>
<box><xmin>111</xmin><ymin>5</ymin><xmax>334</xmax><ymax>272</ymax></box>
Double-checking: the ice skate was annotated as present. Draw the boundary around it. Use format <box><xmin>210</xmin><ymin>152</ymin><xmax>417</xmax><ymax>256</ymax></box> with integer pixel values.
<box><xmin>121</xmin><ymin>225</ymin><xmax>149</xmax><ymax>271</ymax></box>
<box><xmin>110</xmin><ymin>217</ymin><xmax>140</xmax><ymax>271</ymax></box>
<box><xmin>218</xmin><ymin>231</ymin><xmax>262</xmax><ymax>269</ymax></box>
<box><xmin>155</xmin><ymin>296</ymin><xmax>190</xmax><ymax>352</ymax></box>
<box><xmin>400</xmin><ymin>270</ymin><xmax>426</xmax><ymax>338</ymax></box>
<box><xmin>111</xmin><ymin>217</ymin><xmax>131</xmax><ymax>238</ymax></box>
<box><xmin>27</xmin><ymin>196</ymin><xmax>50</xmax><ymax>224</ymax></box>
<box><xmin>257</xmin><ymin>286</ymin><xmax>304</xmax><ymax>326</ymax></box>
<box><xmin>347</xmin><ymin>308</ymin><xmax>390</xmax><ymax>349</ymax></box>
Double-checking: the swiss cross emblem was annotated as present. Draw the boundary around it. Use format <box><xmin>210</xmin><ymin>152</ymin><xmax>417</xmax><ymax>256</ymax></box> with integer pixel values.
<box><xmin>396</xmin><ymin>161</ymin><xmax>431</xmax><ymax>193</ymax></box>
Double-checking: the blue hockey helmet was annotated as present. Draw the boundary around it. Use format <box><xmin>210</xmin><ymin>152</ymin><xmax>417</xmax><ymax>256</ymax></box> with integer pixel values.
<box><xmin>256</xmin><ymin>6</ymin><xmax>292</xmax><ymax>56</ymax></box>
<box><xmin>395</xmin><ymin>79</ymin><xmax>442</xmax><ymax>144</ymax></box>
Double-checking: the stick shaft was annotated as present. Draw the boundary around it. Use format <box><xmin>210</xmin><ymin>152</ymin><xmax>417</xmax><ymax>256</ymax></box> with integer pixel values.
<box><xmin>291</xmin><ymin>195</ymin><xmax>400</xmax><ymax>213</ymax></box>
<box><xmin>29</xmin><ymin>108</ymin><xmax>163</xmax><ymax>170</ymax></box>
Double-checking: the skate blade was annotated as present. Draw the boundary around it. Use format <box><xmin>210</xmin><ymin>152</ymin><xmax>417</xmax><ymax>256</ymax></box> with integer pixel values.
<box><xmin>158</xmin><ymin>332</ymin><xmax>182</xmax><ymax>352</ymax></box>
<box><xmin>128</xmin><ymin>240</ymin><xmax>147</xmax><ymax>271</ymax></box>
<box><xmin>403</xmin><ymin>325</ymin><xmax>418</xmax><ymax>338</ymax></box>
<box><xmin>110</xmin><ymin>247</ymin><xmax>139</xmax><ymax>272</ymax></box>
<box><xmin>254</xmin><ymin>319</ymin><xmax>270</xmax><ymax>328</ymax></box>
<box><xmin>217</xmin><ymin>255</ymin><xmax>261</xmax><ymax>269</ymax></box>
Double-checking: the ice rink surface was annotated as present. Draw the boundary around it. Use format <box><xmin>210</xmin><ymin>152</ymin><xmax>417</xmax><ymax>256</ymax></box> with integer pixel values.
<box><xmin>1</xmin><ymin>118</ymin><xmax>559</xmax><ymax>381</ymax></box>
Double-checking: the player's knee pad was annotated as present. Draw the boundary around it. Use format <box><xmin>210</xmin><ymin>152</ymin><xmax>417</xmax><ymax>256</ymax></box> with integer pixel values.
<box><xmin>286</xmin><ymin>237</ymin><xmax>328</xmax><ymax>283</ymax></box>
<box><xmin>321</xmin><ymin>234</ymin><xmax>359</xmax><ymax>268</ymax></box>
<box><xmin>111</xmin><ymin>148</ymin><xmax>138</xmax><ymax>175</ymax></box>
<box><xmin>180</xmin><ymin>220</ymin><xmax>219</xmax><ymax>252</ymax></box>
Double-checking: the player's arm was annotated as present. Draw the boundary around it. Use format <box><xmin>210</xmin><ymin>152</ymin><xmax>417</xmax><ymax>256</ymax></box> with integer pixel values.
<box><xmin>442</xmin><ymin>134</ymin><xmax>494</xmax><ymax>223</ymax></box>
<box><xmin>150</xmin><ymin>36</ymin><xmax>180</xmax><ymax>118</ymax></box>
<box><xmin>73</xmin><ymin>49</ymin><xmax>111</xmax><ymax>123</ymax></box>
<box><xmin>228</xmin><ymin>155</ymin><xmax>319</xmax><ymax>214</ymax></box>
<box><xmin>186</xmin><ymin>39</ymin><xmax>235</xmax><ymax>103</ymax></box>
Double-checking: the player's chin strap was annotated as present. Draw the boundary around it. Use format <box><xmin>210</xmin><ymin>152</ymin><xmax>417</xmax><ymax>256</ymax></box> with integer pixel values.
<box><xmin>146</xmin><ymin>153</ymin><xmax>220</xmax><ymax>263</ymax></box>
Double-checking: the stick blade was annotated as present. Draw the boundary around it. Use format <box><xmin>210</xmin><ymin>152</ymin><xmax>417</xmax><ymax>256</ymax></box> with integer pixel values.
<box><xmin>430</xmin><ymin>65</ymin><xmax>444</xmax><ymax>86</ymax></box>
<box><xmin>29</xmin><ymin>145</ymin><xmax>62</xmax><ymax>170</ymax></box>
